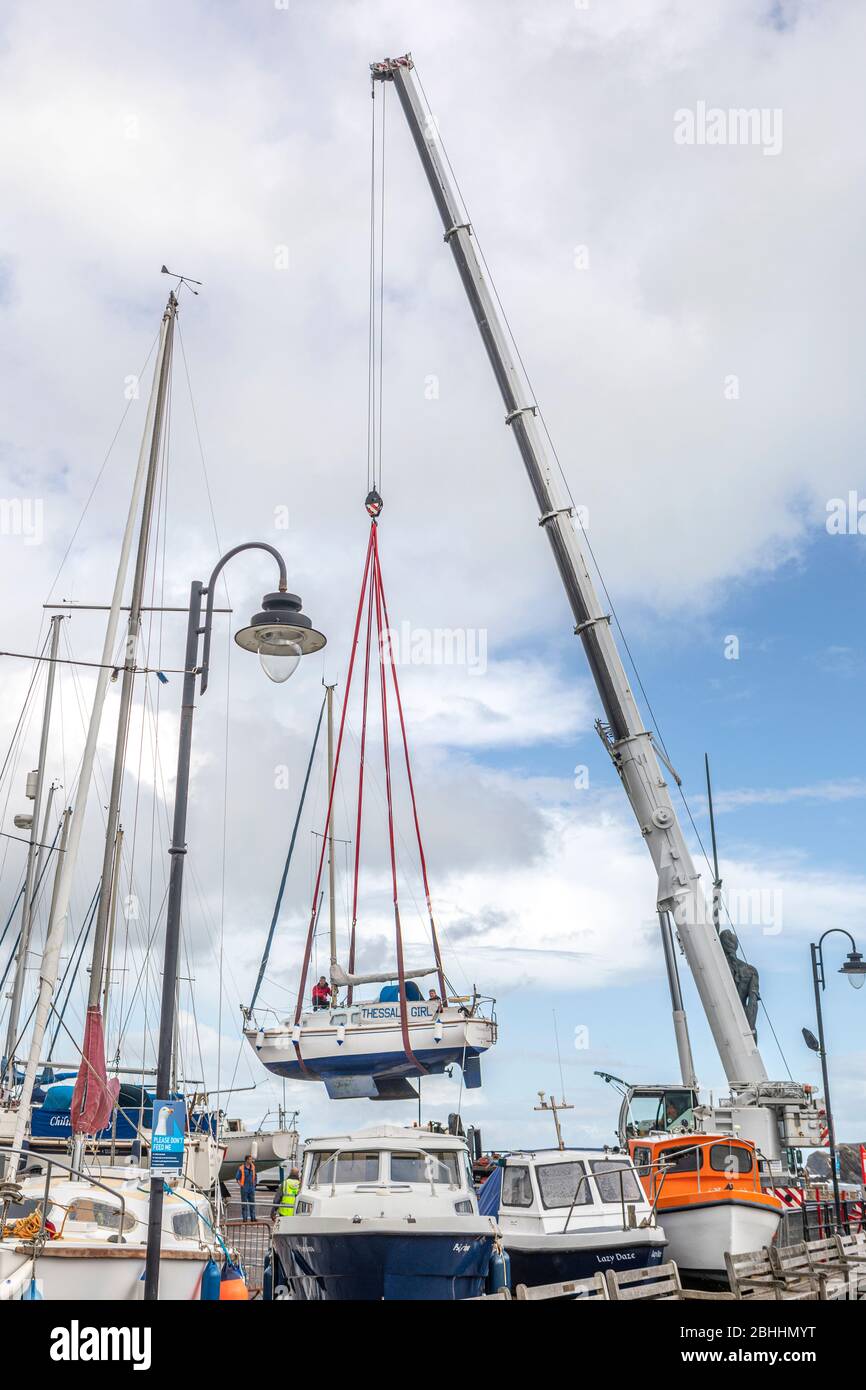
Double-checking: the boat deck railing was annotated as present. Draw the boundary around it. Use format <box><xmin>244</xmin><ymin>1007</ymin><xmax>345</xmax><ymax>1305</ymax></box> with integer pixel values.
<box><xmin>0</xmin><ymin>1145</ymin><xmax>127</xmax><ymax>1245</ymax></box>
<box><xmin>562</xmin><ymin>1163</ymin><xmax>657</xmax><ymax>1235</ymax></box>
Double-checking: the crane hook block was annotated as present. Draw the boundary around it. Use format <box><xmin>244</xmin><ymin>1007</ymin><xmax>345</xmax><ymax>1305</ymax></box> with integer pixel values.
<box><xmin>365</xmin><ymin>488</ymin><xmax>384</xmax><ymax>518</ymax></box>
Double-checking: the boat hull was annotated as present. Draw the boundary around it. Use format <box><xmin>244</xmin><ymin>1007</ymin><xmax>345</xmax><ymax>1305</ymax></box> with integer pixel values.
<box><xmin>0</xmin><ymin>1244</ymin><xmax>210</xmax><ymax>1300</ymax></box>
<box><xmin>219</xmin><ymin>1129</ymin><xmax>298</xmax><ymax>1182</ymax></box>
<box><xmin>504</xmin><ymin>1228</ymin><xmax>667</xmax><ymax>1293</ymax></box>
<box><xmin>658</xmin><ymin>1198</ymin><xmax>782</xmax><ymax>1279</ymax></box>
<box><xmin>272</xmin><ymin>1219</ymin><xmax>495</xmax><ymax>1300</ymax></box>
<box><xmin>248</xmin><ymin>1008</ymin><xmax>495</xmax><ymax>1092</ymax></box>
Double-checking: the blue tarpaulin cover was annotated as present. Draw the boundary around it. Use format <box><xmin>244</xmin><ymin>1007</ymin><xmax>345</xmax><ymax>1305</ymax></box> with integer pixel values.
<box><xmin>477</xmin><ymin>1164</ymin><xmax>502</xmax><ymax>1218</ymax></box>
<box><xmin>378</xmin><ymin>981</ymin><xmax>423</xmax><ymax>1002</ymax></box>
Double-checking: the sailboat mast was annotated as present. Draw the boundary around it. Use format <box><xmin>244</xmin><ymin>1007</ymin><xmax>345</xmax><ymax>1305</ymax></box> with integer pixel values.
<box><xmin>326</xmin><ymin>683</ymin><xmax>338</xmax><ymax>982</ymax></box>
<box><xmin>6</xmin><ymin>293</ymin><xmax>176</xmax><ymax>1179</ymax></box>
<box><xmin>2</xmin><ymin>613</ymin><xmax>63</xmax><ymax>1082</ymax></box>
<box><xmin>100</xmin><ymin>826</ymin><xmax>124</xmax><ymax>1033</ymax></box>
<box><xmin>87</xmin><ymin>296</ymin><xmax>176</xmax><ymax>1009</ymax></box>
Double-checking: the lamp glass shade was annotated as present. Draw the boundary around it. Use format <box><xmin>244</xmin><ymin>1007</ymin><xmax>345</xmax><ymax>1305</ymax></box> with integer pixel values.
<box><xmin>840</xmin><ymin>951</ymin><xmax>866</xmax><ymax>990</ymax></box>
<box><xmin>257</xmin><ymin>632</ymin><xmax>302</xmax><ymax>683</ymax></box>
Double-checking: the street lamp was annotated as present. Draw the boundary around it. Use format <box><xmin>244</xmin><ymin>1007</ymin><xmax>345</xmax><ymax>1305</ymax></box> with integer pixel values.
<box><xmin>803</xmin><ymin>928</ymin><xmax>866</xmax><ymax>1235</ymax></box>
<box><xmin>143</xmin><ymin>542</ymin><xmax>325</xmax><ymax>1301</ymax></box>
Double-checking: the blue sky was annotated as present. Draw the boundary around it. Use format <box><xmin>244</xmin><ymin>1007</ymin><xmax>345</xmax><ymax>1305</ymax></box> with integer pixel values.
<box><xmin>0</xmin><ymin>0</ymin><xmax>863</xmax><ymax>1152</ymax></box>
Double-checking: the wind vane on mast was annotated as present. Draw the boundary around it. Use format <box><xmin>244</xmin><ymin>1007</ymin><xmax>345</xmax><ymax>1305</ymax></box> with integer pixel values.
<box><xmin>161</xmin><ymin>264</ymin><xmax>202</xmax><ymax>294</ymax></box>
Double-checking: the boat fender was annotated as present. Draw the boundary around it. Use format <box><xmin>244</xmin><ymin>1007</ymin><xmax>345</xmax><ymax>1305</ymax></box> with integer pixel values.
<box><xmin>488</xmin><ymin>1246</ymin><xmax>511</xmax><ymax>1294</ymax></box>
<box><xmin>433</xmin><ymin>1018</ymin><xmax>443</xmax><ymax>1043</ymax></box>
<box><xmin>22</xmin><ymin>1277</ymin><xmax>44</xmax><ymax>1301</ymax></box>
<box><xmin>291</xmin><ymin>1024</ymin><xmax>301</xmax><ymax>1045</ymax></box>
<box><xmin>219</xmin><ymin>1260</ymin><xmax>248</xmax><ymax>1301</ymax></box>
<box><xmin>201</xmin><ymin>1257</ymin><xmax>221</xmax><ymax>1300</ymax></box>
<box><xmin>255</xmin><ymin>1028</ymin><xmax>265</xmax><ymax>1052</ymax></box>
<box><xmin>336</xmin><ymin>1024</ymin><xmax>346</xmax><ymax>1046</ymax></box>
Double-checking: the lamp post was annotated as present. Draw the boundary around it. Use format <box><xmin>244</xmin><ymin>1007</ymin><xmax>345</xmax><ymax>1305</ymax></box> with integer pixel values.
<box><xmin>803</xmin><ymin>929</ymin><xmax>866</xmax><ymax>1234</ymax></box>
<box><xmin>143</xmin><ymin>542</ymin><xmax>325</xmax><ymax>1301</ymax></box>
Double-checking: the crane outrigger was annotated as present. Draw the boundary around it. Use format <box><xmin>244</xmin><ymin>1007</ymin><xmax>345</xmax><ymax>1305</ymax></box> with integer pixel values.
<box><xmin>372</xmin><ymin>54</ymin><xmax>822</xmax><ymax>1178</ymax></box>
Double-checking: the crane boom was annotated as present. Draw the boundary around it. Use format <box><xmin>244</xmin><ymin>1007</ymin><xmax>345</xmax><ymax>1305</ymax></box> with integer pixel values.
<box><xmin>372</xmin><ymin>54</ymin><xmax>766</xmax><ymax>1090</ymax></box>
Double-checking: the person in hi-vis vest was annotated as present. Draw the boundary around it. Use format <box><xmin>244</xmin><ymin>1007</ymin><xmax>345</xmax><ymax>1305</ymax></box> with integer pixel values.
<box><xmin>274</xmin><ymin>1167</ymin><xmax>300</xmax><ymax>1221</ymax></box>
<box><xmin>236</xmin><ymin>1155</ymin><xmax>257</xmax><ymax>1221</ymax></box>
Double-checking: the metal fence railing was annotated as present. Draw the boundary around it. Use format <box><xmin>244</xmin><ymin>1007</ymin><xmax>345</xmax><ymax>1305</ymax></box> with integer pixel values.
<box><xmin>224</xmin><ymin>1219</ymin><xmax>272</xmax><ymax>1298</ymax></box>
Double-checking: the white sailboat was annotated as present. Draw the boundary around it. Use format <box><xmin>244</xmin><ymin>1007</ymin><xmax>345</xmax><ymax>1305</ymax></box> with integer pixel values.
<box><xmin>245</xmin><ymin>522</ymin><xmax>497</xmax><ymax>1100</ymax></box>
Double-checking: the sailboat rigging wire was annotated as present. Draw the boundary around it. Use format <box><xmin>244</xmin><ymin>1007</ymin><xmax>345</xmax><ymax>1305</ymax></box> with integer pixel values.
<box><xmin>0</xmin><ymin>627</ymin><xmax>51</xmax><ymax>792</ymax></box>
<box><xmin>0</xmin><ymin>649</ymin><xmax>193</xmax><ymax>675</ymax></box>
<box><xmin>250</xmin><ymin>693</ymin><xmax>328</xmax><ymax>1013</ymax></box>
<box><xmin>43</xmin><ymin>332</ymin><xmax>160</xmax><ymax>605</ymax></box>
<box><xmin>47</xmin><ymin>883</ymin><xmax>101</xmax><ymax>1057</ymax></box>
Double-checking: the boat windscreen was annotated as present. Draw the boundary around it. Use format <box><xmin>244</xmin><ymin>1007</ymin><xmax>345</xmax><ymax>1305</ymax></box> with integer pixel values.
<box><xmin>589</xmin><ymin>1160</ymin><xmax>643</xmax><ymax>1204</ymax></box>
<box><xmin>708</xmin><ymin>1143</ymin><xmax>753</xmax><ymax>1175</ymax></box>
<box><xmin>309</xmin><ymin>1151</ymin><xmax>380</xmax><ymax>1186</ymax></box>
<box><xmin>390</xmin><ymin>1151</ymin><xmax>461</xmax><ymax>1185</ymax></box>
<box><xmin>536</xmin><ymin>1161</ymin><xmax>592</xmax><ymax>1210</ymax></box>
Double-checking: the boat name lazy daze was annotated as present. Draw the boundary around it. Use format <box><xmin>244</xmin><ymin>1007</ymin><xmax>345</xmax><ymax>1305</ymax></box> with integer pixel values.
<box><xmin>50</xmin><ymin>1321</ymin><xmax>151</xmax><ymax>1372</ymax></box>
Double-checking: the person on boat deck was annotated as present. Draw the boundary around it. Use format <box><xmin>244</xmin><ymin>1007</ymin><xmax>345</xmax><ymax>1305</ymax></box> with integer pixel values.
<box><xmin>273</xmin><ymin>1167</ymin><xmax>301</xmax><ymax>1222</ymax></box>
<box><xmin>312</xmin><ymin>976</ymin><xmax>332</xmax><ymax>1011</ymax></box>
<box><xmin>236</xmin><ymin>1155</ymin><xmax>257</xmax><ymax>1222</ymax></box>
<box><xmin>428</xmin><ymin>988</ymin><xmax>442</xmax><ymax>1012</ymax></box>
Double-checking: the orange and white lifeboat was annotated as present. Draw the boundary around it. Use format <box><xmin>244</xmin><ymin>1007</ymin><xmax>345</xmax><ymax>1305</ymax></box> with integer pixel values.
<box><xmin>628</xmin><ymin>1133</ymin><xmax>783</xmax><ymax>1281</ymax></box>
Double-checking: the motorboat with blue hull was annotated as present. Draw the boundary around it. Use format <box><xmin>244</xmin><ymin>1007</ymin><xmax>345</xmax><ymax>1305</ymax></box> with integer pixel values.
<box><xmin>478</xmin><ymin>1148</ymin><xmax>667</xmax><ymax>1293</ymax></box>
<box><xmin>270</xmin><ymin>1124</ymin><xmax>498</xmax><ymax>1300</ymax></box>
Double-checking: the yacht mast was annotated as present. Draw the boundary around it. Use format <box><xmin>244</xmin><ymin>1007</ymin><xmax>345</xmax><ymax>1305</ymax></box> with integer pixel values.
<box><xmin>326</xmin><ymin>683</ymin><xmax>338</xmax><ymax>983</ymax></box>
<box><xmin>2</xmin><ymin>614</ymin><xmax>63</xmax><ymax>1084</ymax></box>
<box><xmin>87</xmin><ymin>296</ymin><xmax>176</xmax><ymax>1009</ymax></box>
<box><xmin>6</xmin><ymin>293</ymin><xmax>176</xmax><ymax>1180</ymax></box>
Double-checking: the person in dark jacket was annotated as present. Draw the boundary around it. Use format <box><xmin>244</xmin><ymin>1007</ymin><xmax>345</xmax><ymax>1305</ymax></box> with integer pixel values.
<box><xmin>236</xmin><ymin>1155</ymin><xmax>257</xmax><ymax>1221</ymax></box>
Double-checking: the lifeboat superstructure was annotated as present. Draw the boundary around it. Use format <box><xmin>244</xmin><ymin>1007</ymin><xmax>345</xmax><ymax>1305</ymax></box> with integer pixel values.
<box><xmin>618</xmin><ymin>1082</ymin><xmax>783</xmax><ymax>1280</ymax></box>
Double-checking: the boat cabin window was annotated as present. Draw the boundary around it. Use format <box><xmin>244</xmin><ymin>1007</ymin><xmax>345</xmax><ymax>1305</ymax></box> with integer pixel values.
<box><xmin>709</xmin><ymin>1143</ymin><xmax>753</xmax><ymax>1176</ymax></box>
<box><xmin>626</xmin><ymin>1089</ymin><xmax>696</xmax><ymax>1138</ymax></box>
<box><xmin>172</xmin><ymin>1209</ymin><xmax>202</xmax><ymax>1239</ymax></box>
<box><xmin>589</xmin><ymin>1160</ymin><xmax>643</xmax><ymax>1204</ymax></box>
<box><xmin>65</xmin><ymin>1198</ymin><xmax>136</xmax><ymax>1233</ymax></box>
<box><xmin>309</xmin><ymin>1151</ymin><xmax>381</xmax><ymax>1186</ymax></box>
<box><xmin>658</xmin><ymin>1144</ymin><xmax>702</xmax><ymax>1172</ymax></box>
<box><xmin>390</xmin><ymin>1151</ymin><xmax>461</xmax><ymax>1186</ymax></box>
<box><xmin>632</xmin><ymin>1146</ymin><xmax>652</xmax><ymax>1176</ymax></box>
<box><xmin>501</xmin><ymin>1165</ymin><xmax>534</xmax><ymax>1208</ymax></box>
<box><xmin>536</xmin><ymin>1161</ymin><xmax>592</xmax><ymax>1210</ymax></box>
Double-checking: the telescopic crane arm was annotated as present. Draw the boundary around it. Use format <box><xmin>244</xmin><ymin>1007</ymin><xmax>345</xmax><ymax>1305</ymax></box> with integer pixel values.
<box><xmin>372</xmin><ymin>54</ymin><xmax>766</xmax><ymax>1091</ymax></box>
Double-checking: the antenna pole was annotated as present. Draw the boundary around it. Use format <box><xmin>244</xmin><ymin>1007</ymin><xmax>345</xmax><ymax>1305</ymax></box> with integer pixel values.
<box><xmin>534</xmin><ymin>1089</ymin><xmax>573</xmax><ymax>1151</ymax></box>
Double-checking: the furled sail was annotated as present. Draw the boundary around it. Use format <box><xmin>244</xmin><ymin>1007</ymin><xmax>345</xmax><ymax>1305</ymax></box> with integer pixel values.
<box><xmin>330</xmin><ymin>961</ymin><xmax>438</xmax><ymax>988</ymax></box>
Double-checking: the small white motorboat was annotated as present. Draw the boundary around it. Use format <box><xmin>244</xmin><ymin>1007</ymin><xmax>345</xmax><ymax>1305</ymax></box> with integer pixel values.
<box><xmin>478</xmin><ymin>1147</ymin><xmax>667</xmax><ymax>1292</ymax></box>
<box><xmin>0</xmin><ymin>1162</ymin><xmax>218</xmax><ymax>1300</ymax></box>
<box><xmin>270</xmin><ymin>1123</ymin><xmax>499</xmax><ymax>1300</ymax></box>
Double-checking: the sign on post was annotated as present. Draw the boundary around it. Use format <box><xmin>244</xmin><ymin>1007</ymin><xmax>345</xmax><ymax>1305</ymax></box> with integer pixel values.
<box><xmin>150</xmin><ymin>1099</ymin><xmax>186</xmax><ymax>1177</ymax></box>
